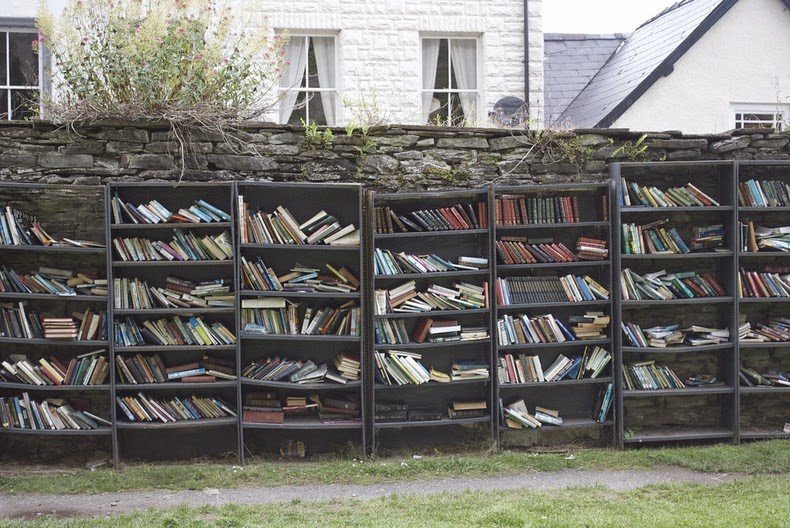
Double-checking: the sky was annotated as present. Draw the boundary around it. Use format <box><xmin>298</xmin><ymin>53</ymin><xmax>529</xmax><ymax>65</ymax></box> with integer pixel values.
<box><xmin>543</xmin><ymin>0</ymin><xmax>680</xmax><ymax>33</ymax></box>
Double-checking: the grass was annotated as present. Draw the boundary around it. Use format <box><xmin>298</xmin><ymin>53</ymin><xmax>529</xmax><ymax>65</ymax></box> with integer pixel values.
<box><xmin>1</xmin><ymin>476</ymin><xmax>787</xmax><ymax>527</ymax></box>
<box><xmin>0</xmin><ymin>440</ymin><xmax>787</xmax><ymax>495</ymax></box>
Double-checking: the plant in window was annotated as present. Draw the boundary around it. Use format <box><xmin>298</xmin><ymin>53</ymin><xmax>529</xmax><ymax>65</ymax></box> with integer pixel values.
<box><xmin>36</xmin><ymin>0</ymin><xmax>287</xmax><ymax>176</ymax></box>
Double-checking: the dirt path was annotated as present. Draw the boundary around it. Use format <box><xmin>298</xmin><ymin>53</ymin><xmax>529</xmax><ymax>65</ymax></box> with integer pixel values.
<box><xmin>0</xmin><ymin>468</ymin><xmax>738</xmax><ymax>520</ymax></box>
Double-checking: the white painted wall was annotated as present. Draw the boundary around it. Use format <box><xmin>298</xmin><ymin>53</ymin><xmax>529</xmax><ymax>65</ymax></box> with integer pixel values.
<box><xmin>5</xmin><ymin>0</ymin><xmax>68</xmax><ymax>19</ymax></box>
<box><xmin>612</xmin><ymin>0</ymin><xmax>790</xmax><ymax>133</ymax></box>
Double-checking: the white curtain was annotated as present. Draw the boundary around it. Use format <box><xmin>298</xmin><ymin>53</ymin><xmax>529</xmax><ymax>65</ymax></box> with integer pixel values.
<box><xmin>450</xmin><ymin>39</ymin><xmax>477</xmax><ymax>123</ymax></box>
<box><xmin>279</xmin><ymin>37</ymin><xmax>307</xmax><ymax>124</ymax></box>
<box><xmin>421</xmin><ymin>39</ymin><xmax>441</xmax><ymax>124</ymax></box>
<box><xmin>312</xmin><ymin>37</ymin><xmax>337</xmax><ymax>126</ymax></box>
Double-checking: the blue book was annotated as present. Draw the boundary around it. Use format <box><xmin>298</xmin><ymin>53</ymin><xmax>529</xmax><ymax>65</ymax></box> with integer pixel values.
<box><xmin>197</xmin><ymin>200</ymin><xmax>232</xmax><ymax>221</ymax></box>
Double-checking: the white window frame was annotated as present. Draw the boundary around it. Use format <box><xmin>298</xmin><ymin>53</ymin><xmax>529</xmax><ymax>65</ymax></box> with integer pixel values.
<box><xmin>0</xmin><ymin>22</ymin><xmax>43</xmax><ymax>121</ymax></box>
<box><xmin>731</xmin><ymin>103</ymin><xmax>787</xmax><ymax>131</ymax></box>
<box><xmin>277</xmin><ymin>34</ymin><xmax>339</xmax><ymax>126</ymax></box>
<box><xmin>420</xmin><ymin>35</ymin><xmax>482</xmax><ymax>126</ymax></box>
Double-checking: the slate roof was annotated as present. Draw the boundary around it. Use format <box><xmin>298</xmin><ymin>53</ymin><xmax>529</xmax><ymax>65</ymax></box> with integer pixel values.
<box><xmin>544</xmin><ymin>33</ymin><xmax>626</xmax><ymax>126</ymax></box>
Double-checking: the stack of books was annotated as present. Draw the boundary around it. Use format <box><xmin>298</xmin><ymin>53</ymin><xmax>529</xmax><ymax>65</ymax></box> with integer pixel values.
<box><xmin>450</xmin><ymin>360</ymin><xmax>490</xmax><ymax>381</ymax></box>
<box><xmin>688</xmin><ymin>224</ymin><xmax>725</xmax><ymax>252</ymax></box>
<box><xmin>739</xmin><ymin>268</ymin><xmax>790</xmax><ymax>298</ymax></box>
<box><xmin>621</xmin><ymin>219</ymin><xmax>690</xmax><ymax>254</ymax></box>
<box><xmin>739</xmin><ymin>366</ymin><xmax>789</xmax><ymax>387</ymax></box>
<box><xmin>240</xmin><ymin>257</ymin><xmax>359</xmax><ymax>293</ymax></box>
<box><xmin>620</xmin><ymin>179</ymin><xmax>719</xmax><ymax>207</ymax></box>
<box><xmin>576</xmin><ymin>237</ymin><xmax>608</xmax><ymax>261</ymax></box>
<box><xmin>238</xmin><ymin>199</ymin><xmax>358</xmax><ymax>246</ymax></box>
<box><xmin>116</xmin><ymin>393</ymin><xmax>236</xmax><ymax>423</ymax></box>
<box><xmin>740</xmin><ymin>222</ymin><xmax>790</xmax><ymax>252</ymax></box>
<box><xmin>113</xmin><ymin>316</ymin><xmax>236</xmax><ymax>347</ymax></box>
<box><xmin>375</xmin><ymin>281</ymin><xmax>487</xmax><ymax>313</ymax></box>
<box><xmin>495</xmin><ymin>194</ymin><xmax>581</xmax><ymax>225</ymax></box>
<box><xmin>622</xmin><ymin>323</ymin><xmax>729</xmax><ymax>348</ymax></box>
<box><xmin>317</xmin><ymin>395</ymin><xmax>361</xmax><ymax>424</ymax></box>
<box><xmin>375</xmin><ymin>318</ymin><xmax>409</xmax><ymax>344</ymax></box>
<box><xmin>42</xmin><ymin>317</ymin><xmax>78</xmax><ymax>340</ymax></box>
<box><xmin>374</xmin><ymin>203</ymin><xmax>486</xmax><ymax>233</ymax></box>
<box><xmin>498</xmin><ymin>345</ymin><xmax>611</xmax><ymax>384</ymax></box>
<box><xmin>497</xmin><ymin>313</ymin><xmax>575</xmax><ymax>345</ymax></box>
<box><xmin>1</xmin><ymin>394</ymin><xmax>109</xmax><ymax>430</ymax></box>
<box><xmin>115</xmin><ymin>353</ymin><xmax>234</xmax><ymax>384</ymax></box>
<box><xmin>495</xmin><ymin>237</ymin><xmax>578</xmax><ymax>264</ymax></box>
<box><xmin>593</xmin><ymin>383</ymin><xmax>615</xmax><ymax>422</ymax></box>
<box><xmin>621</xmin><ymin>269</ymin><xmax>726</xmax><ymax>300</ymax></box>
<box><xmin>112</xmin><ymin>230</ymin><xmax>233</xmax><ymax>261</ymax></box>
<box><xmin>1</xmin><ymin>206</ymin><xmax>104</xmax><ymax>248</ymax></box>
<box><xmin>374</xmin><ymin>249</ymin><xmax>486</xmax><ymax>275</ymax></box>
<box><xmin>241</xmin><ymin>298</ymin><xmax>361</xmax><ymax>336</ymax></box>
<box><xmin>0</xmin><ymin>304</ymin><xmax>105</xmax><ymax>341</ymax></box>
<box><xmin>412</xmin><ymin>317</ymin><xmax>489</xmax><ymax>343</ymax></box>
<box><xmin>375</xmin><ymin>401</ymin><xmax>409</xmax><ymax>422</ymax></box>
<box><xmin>334</xmin><ymin>353</ymin><xmax>361</xmax><ymax>381</ymax></box>
<box><xmin>0</xmin><ymin>266</ymin><xmax>106</xmax><ymax>297</ymax></box>
<box><xmin>373</xmin><ymin>350</ymin><xmax>433</xmax><ymax>385</ymax></box>
<box><xmin>496</xmin><ymin>275</ymin><xmax>609</xmax><ymax>305</ymax></box>
<box><xmin>448</xmin><ymin>400</ymin><xmax>488</xmax><ymax>420</ymax></box>
<box><xmin>569</xmin><ymin>312</ymin><xmax>610</xmax><ymax>340</ymax></box>
<box><xmin>242</xmin><ymin>353</ymin><xmax>359</xmax><ymax>384</ymax></box>
<box><xmin>111</xmin><ymin>194</ymin><xmax>231</xmax><ymax>224</ymax></box>
<box><xmin>623</xmin><ymin>361</ymin><xmax>685</xmax><ymax>390</ymax></box>
<box><xmin>0</xmin><ymin>349</ymin><xmax>108</xmax><ymax>386</ymax></box>
<box><xmin>740</xmin><ymin>318</ymin><xmax>790</xmax><ymax>342</ymax></box>
<box><xmin>502</xmin><ymin>400</ymin><xmax>542</xmax><ymax>428</ymax></box>
<box><xmin>114</xmin><ymin>276</ymin><xmax>233</xmax><ymax>310</ymax></box>
<box><xmin>737</xmin><ymin>179</ymin><xmax>790</xmax><ymax>207</ymax></box>
<box><xmin>242</xmin><ymin>391</ymin><xmax>283</xmax><ymax>424</ymax></box>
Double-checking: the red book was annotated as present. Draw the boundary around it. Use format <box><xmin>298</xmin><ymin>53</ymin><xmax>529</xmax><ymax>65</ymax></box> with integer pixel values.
<box><xmin>180</xmin><ymin>375</ymin><xmax>216</xmax><ymax>383</ymax></box>
<box><xmin>243</xmin><ymin>410</ymin><xmax>284</xmax><ymax>424</ymax></box>
<box><xmin>411</xmin><ymin>317</ymin><xmax>434</xmax><ymax>343</ymax></box>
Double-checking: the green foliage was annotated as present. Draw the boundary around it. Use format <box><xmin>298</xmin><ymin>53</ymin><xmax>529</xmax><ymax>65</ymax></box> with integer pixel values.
<box><xmin>612</xmin><ymin>134</ymin><xmax>650</xmax><ymax>161</ymax></box>
<box><xmin>302</xmin><ymin>120</ymin><xmax>334</xmax><ymax>148</ymax></box>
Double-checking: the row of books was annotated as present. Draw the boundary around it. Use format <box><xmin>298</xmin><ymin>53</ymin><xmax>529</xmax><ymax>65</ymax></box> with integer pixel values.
<box><xmin>737</xmin><ymin>179</ymin><xmax>790</xmax><ymax>207</ymax></box>
<box><xmin>495</xmin><ymin>194</ymin><xmax>586</xmax><ymax>225</ymax></box>
<box><xmin>621</xmin><ymin>221</ymin><xmax>724</xmax><ymax>255</ymax></box>
<box><xmin>0</xmin><ymin>349</ymin><xmax>108</xmax><ymax>386</ymax></box>
<box><xmin>620</xmin><ymin>179</ymin><xmax>719</xmax><ymax>207</ymax></box>
<box><xmin>497</xmin><ymin>346</ymin><xmax>611</xmax><ymax>384</ymax></box>
<box><xmin>741</xmin><ymin>318</ymin><xmax>790</xmax><ymax>342</ymax></box>
<box><xmin>116</xmin><ymin>393</ymin><xmax>236</xmax><ymax>423</ymax></box>
<box><xmin>115</xmin><ymin>353</ymin><xmax>234</xmax><ymax>384</ymax></box>
<box><xmin>241</xmin><ymin>298</ymin><xmax>361</xmax><ymax>336</ymax></box>
<box><xmin>113</xmin><ymin>316</ymin><xmax>236</xmax><ymax>347</ymax></box>
<box><xmin>374</xmin><ymin>350</ymin><xmax>488</xmax><ymax>386</ymax></box>
<box><xmin>739</xmin><ymin>222</ymin><xmax>790</xmax><ymax>252</ymax></box>
<box><xmin>374</xmin><ymin>203</ymin><xmax>487</xmax><ymax>233</ymax></box>
<box><xmin>114</xmin><ymin>276</ymin><xmax>233</xmax><ymax>310</ymax></box>
<box><xmin>1</xmin><ymin>206</ymin><xmax>104</xmax><ymax>248</ymax></box>
<box><xmin>739</xmin><ymin>366</ymin><xmax>789</xmax><ymax>387</ymax></box>
<box><xmin>375</xmin><ymin>281</ymin><xmax>487</xmax><ymax>314</ymax></box>
<box><xmin>112</xmin><ymin>230</ymin><xmax>233</xmax><ymax>261</ymax></box>
<box><xmin>375</xmin><ymin>400</ymin><xmax>488</xmax><ymax>422</ymax></box>
<box><xmin>373</xmin><ymin>249</ymin><xmax>487</xmax><ymax>276</ymax></box>
<box><xmin>622</xmin><ymin>361</ymin><xmax>685</xmax><ymax>391</ymax></box>
<box><xmin>620</xmin><ymin>269</ymin><xmax>726</xmax><ymax>301</ymax></box>
<box><xmin>240</xmin><ymin>257</ymin><xmax>359</xmax><ymax>293</ymax></box>
<box><xmin>1</xmin><ymin>394</ymin><xmax>109</xmax><ymax>430</ymax></box>
<box><xmin>411</xmin><ymin>317</ymin><xmax>489</xmax><ymax>344</ymax></box>
<box><xmin>495</xmin><ymin>275</ymin><xmax>609</xmax><ymax>305</ymax></box>
<box><xmin>241</xmin><ymin>353</ymin><xmax>360</xmax><ymax>384</ymax></box>
<box><xmin>622</xmin><ymin>323</ymin><xmax>728</xmax><ymax>348</ymax></box>
<box><xmin>238</xmin><ymin>199</ymin><xmax>358</xmax><ymax>246</ymax></box>
<box><xmin>111</xmin><ymin>194</ymin><xmax>231</xmax><ymax>224</ymax></box>
<box><xmin>495</xmin><ymin>237</ymin><xmax>607</xmax><ymax>265</ymax></box>
<box><xmin>738</xmin><ymin>268</ymin><xmax>790</xmax><ymax>298</ymax></box>
<box><xmin>242</xmin><ymin>392</ymin><xmax>361</xmax><ymax>425</ymax></box>
<box><xmin>497</xmin><ymin>312</ymin><xmax>610</xmax><ymax>346</ymax></box>
<box><xmin>503</xmin><ymin>401</ymin><xmax>579</xmax><ymax>429</ymax></box>
<box><xmin>0</xmin><ymin>266</ymin><xmax>106</xmax><ymax>297</ymax></box>
<box><xmin>0</xmin><ymin>304</ymin><xmax>105</xmax><ymax>341</ymax></box>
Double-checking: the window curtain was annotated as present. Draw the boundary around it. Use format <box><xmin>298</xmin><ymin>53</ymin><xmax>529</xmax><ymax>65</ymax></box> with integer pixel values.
<box><xmin>421</xmin><ymin>39</ymin><xmax>441</xmax><ymax>124</ymax></box>
<box><xmin>312</xmin><ymin>37</ymin><xmax>336</xmax><ymax>126</ymax></box>
<box><xmin>279</xmin><ymin>37</ymin><xmax>307</xmax><ymax>124</ymax></box>
<box><xmin>450</xmin><ymin>39</ymin><xmax>477</xmax><ymax>123</ymax></box>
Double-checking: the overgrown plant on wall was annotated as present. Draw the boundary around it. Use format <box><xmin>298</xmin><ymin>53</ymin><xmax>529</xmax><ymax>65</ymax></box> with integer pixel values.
<box><xmin>36</xmin><ymin>0</ymin><xmax>287</xmax><ymax>177</ymax></box>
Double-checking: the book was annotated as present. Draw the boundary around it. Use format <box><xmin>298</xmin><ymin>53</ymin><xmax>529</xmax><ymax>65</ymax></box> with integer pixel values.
<box><xmin>115</xmin><ymin>353</ymin><xmax>234</xmax><ymax>384</ymax></box>
<box><xmin>495</xmin><ymin>194</ymin><xmax>584</xmax><ymax>225</ymax></box>
<box><xmin>241</xmin><ymin>353</ymin><xmax>358</xmax><ymax>383</ymax></box>
<box><xmin>740</xmin><ymin>317</ymin><xmax>790</xmax><ymax>342</ymax></box>
<box><xmin>0</xmin><ymin>303</ymin><xmax>105</xmax><ymax>341</ymax></box>
<box><xmin>0</xmin><ymin>266</ymin><xmax>106</xmax><ymax>297</ymax></box>
<box><xmin>240</xmin><ymin>257</ymin><xmax>359</xmax><ymax>293</ymax></box>
<box><xmin>114</xmin><ymin>276</ymin><xmax>233</xmax><ymax>309</ymax></box>
<box><xmin>622</xmin><ymin>322</ymin><xmax>729</xmax><ymax>348</ymax></box>
<box><xmin>0</xmin><ymin>394</ymin><xmax>108</xmax><ymax>430</ymax></box>
<box><xmin>739</xmin><ymin>221</ymin><xmax>790</xmax><ymax>253</ymax></box>
<box><xmin>374</xmin><ymin>202</ymin><xmax>487</xmax><ymax>233</ymax></box>
<box><xmin>621</xmin><ymin>269</ymin><xmax>726</xmax><ymax>300</ymax></box>
<box><xmin>111</xmin><ymin>193</ymin><xmax>231</xmax><ymax>224</ymax></box>
<box><xmin>496</xmin><ymin>275</ymin><xmax>609</xmax><ymax>305</ymax></box>
<box><xmin>373</xmin><ymin>249</ymin><xmax>487</xmax><ymax>276</ymax></box>
<box><xmin>0</xmin><ymin>350</ymin><xmax>109</xmax><ymax>386</ymax></box>
<box><xmin>495</xmin><ymin>237</ymin><xmax>578</xmax><ymax>265</ymax></box>
<box><xmin>0</xmin><ymin>205</ymin><xmax>104</xmax><ymax>248</ymax></box>
<box><xmin>497</xmin><ymin>345</ymin><xmax>610</xmax><ymax>384</ymax></box>
<box><xmin>623</xmin><ymin>361</ymin><xmax>685</xmax><ymax>390</ymax></box>
<box><xmin>241</xmin><ymin>300</ymin><xmax>361</xmax><ymax>336</ymax></box>
<box><xmin>497</xmin><ymin>311</ymin><xmax>608</xmax><ymax>345</ymax></box>
<box><xmin>112</xmin><ymin>230</ymin><xmax>233</xmax><ymax>261</ymax></box>
<box><xmin>738</xmin><ymin>267</ymin><xmax>790</xmax><ymax>298</ymax></box>
<box><xmin>375</xmin><ymin>281</ymin><xmax>487</xmax><ymax>314</ymax></box>
<box><xmin>621</xmin><ymin>219</ymin><xmax>718</xmax><ymax>255</ymax></box>
<box><xmin>117</xmin><ymin>393</ymin><xmax>236</xmax><ymax>422</ymax></box>
<box><xmin>621</xmin><ymin>180</ymin><xmax>720</xmax><ymax>208</ymax></box>
<box><xmin>737</xmin><ymin>179</ymin><xmax>790</xmax><ymax>207</ymax></box>
<box><xmin>593</xmin><ymin>382</ymin><xmax>614</xmax><ymax>423</ymax></box>
<box><xmin>113</xmin><ymin>316</ymin><xmax>236</xmax><ymax>347</ymax></box>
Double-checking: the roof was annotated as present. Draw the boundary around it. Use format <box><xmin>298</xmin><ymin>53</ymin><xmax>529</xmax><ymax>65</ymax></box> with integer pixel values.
<box><xmin>544</xmin><ymin>33</ymin><xmax>626</xmax><ymax>126</ymax></box>
<box><xmin>557</xmin><ymin>0</ymin><xmax>790</xmax><ymax>128</ymax></box>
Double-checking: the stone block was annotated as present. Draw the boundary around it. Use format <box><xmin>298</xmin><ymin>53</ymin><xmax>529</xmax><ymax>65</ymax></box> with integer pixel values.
<box><xmin>648</xmin><ymin>139</ymin><xmax>708</xmax><ymax>150</ymax></box>
<box><xmin>710</xmin><ymin>136</ymin><xmax>751</xmax><ymax>153</ymax></box>
<box><xmin>436</xmin><ymin>137</ymin><xmax>489</xmax><ymax>149</ymax></box>
<box><xmin>37</xmin><ymin>154</ymin><xmax>94</xmax><ymax>168</ymax></box>
<box><xmin>120</xmin><ymin>154</ymin><xmax>174</xmax><ymax>170</ymax></box>
<box><xmin>206</xmin><ymin>155</ymin><xmax>278</xmax><ymax>172</ymax></box>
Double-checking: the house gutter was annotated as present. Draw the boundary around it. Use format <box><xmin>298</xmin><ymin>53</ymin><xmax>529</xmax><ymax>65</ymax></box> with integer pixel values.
<box><xmin>524</xmin><ymin>0</ymin><xmax>530</xmax><ymax>116</ymax></box>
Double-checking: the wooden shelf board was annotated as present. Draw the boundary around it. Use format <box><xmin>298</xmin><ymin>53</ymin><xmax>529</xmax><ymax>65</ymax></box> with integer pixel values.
<box><xmin>377</xmin><ymin>308</ymin><xmax>489</xmax><ymax>319</ymax></box>
<box><xmin>624</xmin><ymin>427</ymin><xmax>733</xmax><ymax>443</ymax></box>
<box><xmin>238</xmin><ymin>290</ymin><xmax>359</xmax><ymax>300</ymax></box>
<box><xmin>113</xmin><ymin>260</ymin><xmax>233</xmax><ymax>267</ymax></box>
<box><xmin>499</xmin><ymin>377</ymin><xmax>612</xmax><ymax>389</ymax></box>
<box><xmin>501</xmin><ymin>417</ymin><xmax>612</xmax><ymax>431</ymax></box>
<box><xmin>375</xmin><ymin>416</ymin><xmax>490</xmax><ymax>429</ymax></box>
<box><xmin>115</xmin><ymin>381</ymin><xmax>238</xmax><ymax>391</ymax></box>
<box><xmin>620</xmin><ymin>252</ymin><xmax>733</xmax><ymax>260</ymax></box>
<box><xmin>0</xmin><ymin>338</ymin><xmax>109</xmax><ymax>347</ymax></box>
<box><xmin>496</xmin><ymin>221</ymin><xmax>609</xmax><ymax>231</ymax></box>
<box><xmin>113</xmin><ymin>307</ymin><xmax>235</xmax><ymax>316</ymax></box>
<box><xmin>240</xmin><ymin>378</ymin><xmax>361</xmax><ymax>390</ymax></box>
<box><xmin>0</xmin><ymin>293</ymin><xmax>106</xmax><ymax>302</ymax></box>
<box><xmin>497</xmin><ymin>261</ymin><xmax>610</xmax><ymax>271</ymax></box>
<box><xmin>114</xmin><ymin>345</ymin><xmax>236</xmax><ymax>353</ymax></box>
<box><xmin>739</xmin><ymin>429</ymin><xmax>790</xmax><ymax>440</ymax></box>
<box><xmin>243</xmin><ymin>417</ymin><xmax>361</xmax><ymax>430</ymax></box>
<box><xmin>375</xmin><ymin>379</ymin><xmax>489</xmax><ymax>390</ymax></box>
<box><xmin>0</xmin><ymin>426</ymin><xmax>112</xmax><ymax>436</ymax></box>
<box><xmin>375</xmin><ymin>229</ymin><xmax>488</xmax><ymax>240</ymax></box>
<box><xmin>0</xmin><ymin>382</ymin><xmax>109</xmax><ymax>392</ymax></box>
<box><xmin>240</xmin><ymin>243</ymin><xmax>359</xmax><ymax>251</ymax></box>
<box><xmin>739</xmin><ymin>386</ymin><xmax>790</xmax><ymax>394</ymax></box>
<box><xmin>738</xmin><ymin>297</ymin><xmax>790</xmax><ymax>304</ymax></box>
<box><xmin>620</xmin><ymin>206</ymin><xmax>733</xmax><ymax>213</ymax></box>
<box><xmin>374</xmin><ymin>270</ymin><xmax>489</xmax><ymax>281</ymax></box>
<box><xmin>499</xmin><ymin>338</ymin><xmax>611</xmax><ymax>351</ymax></box>
<box><xmin>0</xmin><ymin>245</ymin><xmax>105</xmax><ymax>254</ymax></box>
<box><xmin>622</xmin><ymin>297</ymin><xmax>733</xmax><ymax>307</ymax></box>
<box><xmin>739</xmin><ymin>341</ymin><xmax>789</xmax><ymax>349</ymax></box>
<box><xmin>111</xmin><ymin>222</ymin><xmax>231</xmax><ymax>230</ymax></box>
<box><xmin>116</xmin><ymin>417</ymin><xmax>237</xmax><ymax>430</ymax></box>
<box><xmin>621</xmin><ymin>343</ymin><xmax>733</xmax><ymax>354</ymax></box>
<box><xmin>498</xmin><ymin>300</ymin><xmax>609</xmax><ymax>310</ymax></box>
<box><xmin>623</xmin><ymin>387</ymin><xmax>734</xmax><ymax>398</ymax></box>
<box><xmin>374</xmin><ymin>338</ymin><xmax>489</xmax><ymax>350</ymax></box>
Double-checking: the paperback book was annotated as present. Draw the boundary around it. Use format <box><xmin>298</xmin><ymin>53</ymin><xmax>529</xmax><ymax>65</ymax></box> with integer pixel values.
<box><xmin>113</xmin><ymin>316</ymin><xmax>236</xmax><ymax>347</ymax></box>
<box><xmin>496</xmin><ymin>275</ymin><xmax>609</xmax><ymax>305</ymax></box>
<box><xmin>111</xmin><ymin>193</ymin><xmax>231</xmax><ymax>224</ymax></box>
<box><xmin>0</xmin><ymin>349</ymin><xmax>108</xmax><ymax>386</ymax></box>
<box><xmin>0</xmin><ymin>266</ymin><xmax>106</xmax><ymax>297</ymax></box>
<box><xmin>374</xmin><ymin>202</ymin><xmax>487</xmax><ymax>233</ymax></box>
<box><xmin>1</xmin><ymin>393</ymin><xmax>109</xmax><ymax>430</ymax></box>
<box><xmin>112</xmin><ymin>230</ymin><xmax>233</xmax><ymax>261</ymax></box>
<box><xmin>241</xmin><ymin>298</ymin><xmax>361</xmax><ymax>336</ymax></box>
<box><xmin>116</xmin><ymin>393</ymin><xmax>236</xmax><ymax>423</ymax></box>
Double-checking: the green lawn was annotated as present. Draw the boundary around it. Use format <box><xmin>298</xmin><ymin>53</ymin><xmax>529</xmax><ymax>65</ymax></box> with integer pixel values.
<box><xmin>1</xmin><ymin>476</ymin><xmax>787</xmax><ymax>527</ymax></box>
<box><xmin>0</xmin><ymin>440</ymin><xmax>787</xmax><ymax>495</ymax></box>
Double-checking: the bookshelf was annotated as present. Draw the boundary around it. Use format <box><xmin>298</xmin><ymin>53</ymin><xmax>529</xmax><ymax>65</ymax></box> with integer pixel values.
<box><xmin>107</xmin><ymin>182</ymin><xmax>239</xmax><ymax>464</ymax></box>
<box><xmin>735</xmin><ymin>160</ymin><xmax>790</xmax><ymax>441</ymax></box>
<box><xmin>236</xmin><ymin>182</ymin><xmax>365</xmax><ymax>460</ymax></box>
<box><xmin>367</xmin><ymin>189</ymin><xmax>494</xmax><ymax>454</ymax></box>
<box><xmin>0</xmin><ymin>183</ymin><xmax>112</xmax><ymax>461</ymax></box>
<box><xmin>612</xmin><ymin>161</ymin><xmax>739</xmax><ymax>447</ymax></box>
<box><xmin>493</xmin><ymin>183</ymin><xmax>615</xmax><ymax>444</ymax></box>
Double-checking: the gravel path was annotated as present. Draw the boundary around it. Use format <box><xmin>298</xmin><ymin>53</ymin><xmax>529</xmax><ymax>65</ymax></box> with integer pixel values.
<box><xmin>0</xmin><ymin>468</ymin><xmax>738</xmax><ymax>520</ymax></box>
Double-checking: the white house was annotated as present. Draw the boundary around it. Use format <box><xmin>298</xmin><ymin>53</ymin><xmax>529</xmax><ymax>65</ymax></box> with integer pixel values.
<box><xmin>546</xmin><ymin>0</ymin><xmax>790</xmax><ymax>133</ymax></box>
<box><xmin>3</xmin><ymin>0</ymin><xmax>544</xmax><ymax>128</ymax></box>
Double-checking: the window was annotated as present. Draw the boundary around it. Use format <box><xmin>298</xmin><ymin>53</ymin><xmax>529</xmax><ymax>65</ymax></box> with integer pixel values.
<box><xmin>278</xmin><ymin>35</ymin><xmax>337</xmax><ymax>126</ymax></box>
<box><xmin>733</xmin><ymin>104</ymin><xmax>786</xmax><ymax>131</ymax></box>
<box><xmin>0</xmin><ymin>27</ymin><xmax>40</xmax><ymax>120</ymax></box>
<box><xmin>421</xmin><ymin>37</ymin><xmax>478</xmax><ymax>126</ymax></box>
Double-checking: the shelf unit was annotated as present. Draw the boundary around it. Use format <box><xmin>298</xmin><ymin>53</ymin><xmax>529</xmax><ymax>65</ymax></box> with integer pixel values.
<box><xmin>366</xmin><ymin>189</ymin><xmax>494</xmax><ymax>454</ymax></box>
<box><xmin>0</xmin><ymin>183</ymin><xmax>112</xmax><ymax>458</ymax></box>
<box><xmin>492</xmin><ymin>183</ymin><xmax>615</xmax><ymax>445</ymax></box>
<box><xmin>612</xmin><ymin>161</ymin><xmax>739</xmax><ymax>447</ymax></box>
<box><xmin>236</xmin><ymin>182</ymin><xmax>365</xmax><ymax>460</ymax></box>
<box><xmin>735</xmin><ymin>160</ymin><xmax>790</xmax><ymax>441</ymax></box>
<box><xmin>107</xmin><ymin>182</ymin><xmax>239</xmax><ymax>464</ymax></box>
